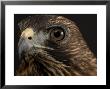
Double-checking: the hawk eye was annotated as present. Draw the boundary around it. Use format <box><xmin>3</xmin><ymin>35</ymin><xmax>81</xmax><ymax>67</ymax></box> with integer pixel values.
<box><xmin>49</xmin><ymin>27</ymin><xmax>65</xmax><ymax>41</ymax></box>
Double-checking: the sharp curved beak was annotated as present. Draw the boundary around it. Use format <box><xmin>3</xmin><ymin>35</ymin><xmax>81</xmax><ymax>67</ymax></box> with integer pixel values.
<box><xmin>18</xmin><ymin>28</ymin><xmax>54</xmax><ymax>59</ymax></box>
<box><xmin>18</xmin><ymin>28</ymin><xmax>35</xmax><ymax>58</ymax></box>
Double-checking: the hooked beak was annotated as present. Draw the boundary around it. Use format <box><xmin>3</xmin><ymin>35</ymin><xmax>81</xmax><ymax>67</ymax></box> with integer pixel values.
<box><xmin>18</xmin><ymin>28</ymin><xmax>53</xmax><ymax>59</ymax></box>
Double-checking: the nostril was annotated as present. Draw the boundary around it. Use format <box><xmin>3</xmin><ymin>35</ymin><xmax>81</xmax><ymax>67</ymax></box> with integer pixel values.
<box><xmin>28</xmin><ymin>36</ymin><xmax>32</xmax><ymax>40</ymax></box>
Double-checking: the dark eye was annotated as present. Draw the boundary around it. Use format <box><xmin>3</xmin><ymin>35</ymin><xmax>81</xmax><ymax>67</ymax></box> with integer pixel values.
<box><xmin>50</xmin><ymin>27</ymin><xmax>65</xmax><ymax>42</ymax></box>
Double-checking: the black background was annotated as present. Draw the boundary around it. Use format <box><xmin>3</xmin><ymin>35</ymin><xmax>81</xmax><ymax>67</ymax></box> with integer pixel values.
<box><xmin>14</xmin><ymin>14</ymin><xmax>97</xmax><ymax>75</ymax></box>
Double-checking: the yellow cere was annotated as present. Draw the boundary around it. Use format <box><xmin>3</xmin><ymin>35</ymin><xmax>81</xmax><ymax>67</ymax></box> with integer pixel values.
<box><xmin>21</xmin><ymin>28</ymin><xmax>34</xmax><ymax>39</ymax></box>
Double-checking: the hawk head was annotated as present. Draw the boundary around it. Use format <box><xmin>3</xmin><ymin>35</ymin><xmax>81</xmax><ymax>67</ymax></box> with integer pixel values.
<box><xmin>16</xmin><ymin>15</ymin><xmax>96</xmax><ymax>76</ymax></box>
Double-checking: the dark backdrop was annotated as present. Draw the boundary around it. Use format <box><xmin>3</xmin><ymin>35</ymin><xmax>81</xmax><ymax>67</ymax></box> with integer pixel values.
<box><xmin>14</xmin><ymin>14</ymin><xmax>97</xmax><ymax>75</ymax></box>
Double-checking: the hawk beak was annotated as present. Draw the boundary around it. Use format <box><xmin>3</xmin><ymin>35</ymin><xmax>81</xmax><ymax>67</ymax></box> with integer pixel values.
<box><xmin>18</xmin><ymin>28</ymin><xmax>53</xmax><ymax>59</ymax></box>
<box><xmin>18</xmin><ymin>28</ymin><xmax>35</xmax><ymax>58</ymax></box>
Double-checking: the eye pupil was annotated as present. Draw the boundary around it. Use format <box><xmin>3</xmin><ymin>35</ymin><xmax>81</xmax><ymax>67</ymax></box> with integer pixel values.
<box><xmin>54</xmin><ymin>31</ymin><xmax>62</xmax><ymax>38</ymax></box>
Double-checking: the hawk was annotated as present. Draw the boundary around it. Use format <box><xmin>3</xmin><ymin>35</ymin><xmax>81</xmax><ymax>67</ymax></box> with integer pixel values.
<box><xmin>16</xmin><ymin>15</ymin><xmax>97</xmax><ymax>76</ymax></box>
